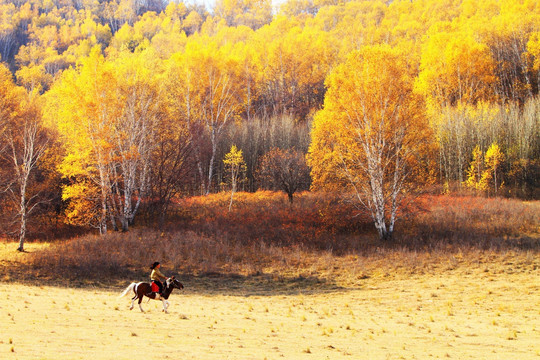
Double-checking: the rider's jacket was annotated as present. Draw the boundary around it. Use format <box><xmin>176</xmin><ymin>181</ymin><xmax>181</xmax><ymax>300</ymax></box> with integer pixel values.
<box><xmin>151</xmin><ymin>267</ymin><xmax>167</xmax><ymax>282</ymax></box>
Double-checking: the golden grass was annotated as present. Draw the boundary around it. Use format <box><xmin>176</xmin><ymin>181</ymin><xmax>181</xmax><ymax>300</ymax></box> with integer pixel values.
<box><xmin>0</xmin><ymin>193</ymin><xmax>538</xmax><ymax>358</ymax></box>
<box><xmin>405</xmin><ymin>195</ymin><xmax>540</xmax><ymax>245</ymax></box>
<box><xmin>0</xmin><ymin>269</ymin><xmax>538</xmax><ymax>359</ymax></box>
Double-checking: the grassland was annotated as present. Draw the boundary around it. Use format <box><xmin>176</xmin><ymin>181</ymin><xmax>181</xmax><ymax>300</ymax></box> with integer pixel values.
<box><xmin>0</xmin><ymin>192</ymin><xmax>539</xmax><ymax>359</ymax></box>
<box><xmin>1</xmin><ymin>268</ymin><xmax>538</xmax><ymax>359</ymax></box>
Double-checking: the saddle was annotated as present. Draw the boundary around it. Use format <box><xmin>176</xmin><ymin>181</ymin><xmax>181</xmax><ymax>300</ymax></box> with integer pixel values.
<box><xmin>151</xmin><ymin>280</ymin><xmax>160</xmax><ymax>293</ymax></box>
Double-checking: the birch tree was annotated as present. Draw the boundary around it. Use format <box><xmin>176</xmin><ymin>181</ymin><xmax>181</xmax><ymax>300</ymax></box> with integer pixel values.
<box><xmin>0</xmin><ymin>64</ymin><xmax>50</xmax><ymax>251</ymax></box>
<box><xmin>165</xmin><ymin>41</ymin><xmax>243</xmax><ymax>195</ymax></box>
<box><xmin>308</xmin><ymin>45</ymin><xmax>435</xmax><ymax>240</ymax></box>
<box><xmin>46</xmin><ymin>47</ymin><xmax>118</xmax><ymax>234</ymax></box>
<box><xmin>223</xmin><ymin>145</ymin><xmax>246</xmax><ymax>211</ymax></box>
<box><xmin>108</xmin><ymin>51</ymin><xmax>161</xmax><ymax>231</ymax></box>
<box><xmin>482</xmin><ymin>142</ymin><xmax>505</xmax><ymax>195</ymax></box>
<box><xmin>46</xmin><ymin>47</ymin><xmax>159</xmax><ymax>232</ymax></box>
<box><xmin>4</xmin><ymin>95</ymin><xmax>49</xmax><ymax>251</ymax></box>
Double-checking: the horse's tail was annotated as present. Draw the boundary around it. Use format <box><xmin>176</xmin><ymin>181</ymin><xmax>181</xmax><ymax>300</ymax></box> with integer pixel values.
<box><xmin>119</xmin><ymin>283</ymin><xmax>136</xmax><ymax>298</ymax></box>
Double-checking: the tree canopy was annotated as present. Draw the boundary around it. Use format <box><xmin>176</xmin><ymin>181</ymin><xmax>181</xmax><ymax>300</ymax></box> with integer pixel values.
<box><xmin>0</xmin><ymin>0</ymin><xmax>538</xmax><ymax>240</ymax></box>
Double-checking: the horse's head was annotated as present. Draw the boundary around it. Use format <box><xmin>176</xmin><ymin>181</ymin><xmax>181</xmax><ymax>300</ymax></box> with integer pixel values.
<box><xmin>167</xmin><ymin>276</ymin><xmax>184</xmax><ymax>290</ymax></box>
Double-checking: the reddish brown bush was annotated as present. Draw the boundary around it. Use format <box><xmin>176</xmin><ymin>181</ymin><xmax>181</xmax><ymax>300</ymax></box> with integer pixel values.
<box><xmin>172</xmin><ymin>191</ymin><xmax>374</xmax><ymax>250</ymax></box>
<box><xmin>16</xmin><ymin>192</ymin><xmax>539</xmax><ymax>286</ymax></box>
<box><xmin>399</xmin><ymin>195</ymin><xmax>539</xmax><ymax>249</ymax></box>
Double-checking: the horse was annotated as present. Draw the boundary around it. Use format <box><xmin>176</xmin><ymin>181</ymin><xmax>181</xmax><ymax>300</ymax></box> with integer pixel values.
<box><xmin>120</xmin><ymin>276</ymin><xmax>184</xmax><ymax>313</ymax></box>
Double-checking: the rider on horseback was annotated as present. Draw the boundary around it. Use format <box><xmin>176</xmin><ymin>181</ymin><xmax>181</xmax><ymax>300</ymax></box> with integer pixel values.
<box><xmin>150</xmin><ymin>261</ymin><xmax>167</xmax><ymax>295</ymax></box>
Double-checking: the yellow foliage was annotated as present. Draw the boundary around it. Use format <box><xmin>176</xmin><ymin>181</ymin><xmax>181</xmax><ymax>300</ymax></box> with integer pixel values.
<box><xmin>62</xmin><ymin>180</ymin><xmax>102</xmax><ymax>227</ymax></box>
<box><xmin>16</xmin><ymin>64</ymin><xmax>53</xmax><ymax>93</ymax></box>
<box><xmin>2</xmin><ymin>0</ymin><xmax>539</xmax><ymax>217</ymax></box>
<box><xmin>416</xmin><ymin>27</ymin><xmax>497</xmax><ymax>111</ymax></box>
<box><xmin>528</xmin><ymin>32</ymin><xmax>540</xmax><ymax>71</ymax></box>
<box><xmin>308</xmin><ymin>44</ymin><xmax>434</xmax><ymax>191</ymax></box>
<box><xmin>0</xmin><ymin>63</ymin><xmax>25</xmax><ymax>131</ymax></box>
<box><xmin>465</xmin><ymin>145</ymin><xmax>484</xmax><ymax>190</ymax></box>
<box><xmin>465</xmin><ymin>143</ymin><xmax>506</xmax><ymax>194</ymax></box>
<box><xmin>165</xmin><ymin>38</ymin><xmax>244</xmax><ymax>126</ymax></box>
<box><xmin>309</xmin><ymin>44</ymin><xmax>437</xmax><ymax>239</ymax></box>
<box><xmin>483</xmin><ymin>142</ymin><xmax>505</xmax><ymax>194</ymax></box>
<box><xmin>183</xmin><ymin>11</ymin><xmax>204</xmax><ymax>35</ymax></box>
<box><xmin>215</xmin><ymin>0</ymin><xmax>272</xmax><ymax>29</ymax></box>
<box><xmin>223</xmin><ymin>145</ymin><xmax>246</xmax><ymax>169</ymax></box>
<box><xmin>44</xmin><ymin>47</ymin><xmax>118</xmax><ymax>224</ymax></box>
<box><xmin>223</xmin><ymin>144</ymin><xmax>247</xmax><ymax>205</ymax></box>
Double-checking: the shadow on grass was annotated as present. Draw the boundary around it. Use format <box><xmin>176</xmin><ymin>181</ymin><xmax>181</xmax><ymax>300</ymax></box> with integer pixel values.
<box><xmin>176</xmin><ymin>272</ymin><xmax>354</xmax><ymax>296</ymax></box>
<box><xmin>392</xmin><ymin>232</ymin><xmax>540</xmax><ymax>252</ymax></box>
<box><xmin>2</xmin><ymin>261</ymin><xmax>355</xmax><ymax>296</ymax></box>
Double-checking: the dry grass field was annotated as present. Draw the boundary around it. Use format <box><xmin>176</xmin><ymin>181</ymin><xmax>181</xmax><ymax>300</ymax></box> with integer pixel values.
<box><xmin>0</xmin><ymin>268</ymin><xmax>539</xmax><ymax>360</ymax></box>
<box><xmin>0</xmin><ymin>194</ymin><xmax>539</xmax><ymax>359</ymax></box>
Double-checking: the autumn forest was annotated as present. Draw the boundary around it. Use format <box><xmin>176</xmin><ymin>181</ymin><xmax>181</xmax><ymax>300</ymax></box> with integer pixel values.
<box><xmin>0</xmin><ymin>0</ymin><xmax>539</xmax><ymax>251</ymax></box>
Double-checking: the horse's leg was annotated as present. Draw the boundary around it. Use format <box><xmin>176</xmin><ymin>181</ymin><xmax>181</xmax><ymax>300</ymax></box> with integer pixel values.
<box><xmin>129</xmin><ymin>284</ymin><xmax>138</xmax><ymax>310</ymax></box>
<box><xmin>138</xmin><ymin>295</ymin><xmax>145</xmax><ymax>312</ymax></box>
<box><xmin>161</xmin><ymin>299</ymin><xmax>169</xmax><ymax>313</ymax></box>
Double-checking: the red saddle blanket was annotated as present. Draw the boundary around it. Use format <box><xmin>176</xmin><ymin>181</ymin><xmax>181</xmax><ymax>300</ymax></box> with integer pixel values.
<box><xmin>151</xmin><ymin>281</ymin><xmax>159</xmax><ymax>293</ymax></box>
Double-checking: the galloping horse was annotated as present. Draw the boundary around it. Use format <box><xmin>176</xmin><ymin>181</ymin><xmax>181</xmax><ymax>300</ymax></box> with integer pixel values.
<box><xmin>120</xmin><ymin>276</ymin><xmax>184</xmax><ymax>313</ymax></box>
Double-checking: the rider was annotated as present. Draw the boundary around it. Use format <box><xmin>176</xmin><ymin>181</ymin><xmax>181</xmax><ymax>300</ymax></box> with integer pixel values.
<box><xmin>150</xmin><ymin>261</ymin><xmax>167</xmax><ymax>294</ymax></box>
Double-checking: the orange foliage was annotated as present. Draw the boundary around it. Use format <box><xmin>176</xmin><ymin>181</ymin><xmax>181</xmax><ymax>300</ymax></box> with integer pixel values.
<box><xmin>177</xmin><ymin>191</ymin><xmax>372</xmax><ymax>250</ymax></box>
<box><xmin>178</xmin><ymin>191</ymin><xmax>539</xmax><ymax>251</ymax></box>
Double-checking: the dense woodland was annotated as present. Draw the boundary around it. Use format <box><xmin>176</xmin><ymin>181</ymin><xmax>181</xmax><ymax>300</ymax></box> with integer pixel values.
<box><xmin>0</xmin><ymin>0</ymin><xmax>539</xmax><ymax>249</ymax></box>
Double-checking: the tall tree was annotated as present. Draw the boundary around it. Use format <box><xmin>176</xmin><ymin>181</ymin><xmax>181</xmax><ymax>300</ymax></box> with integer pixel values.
<box><xmin>46</xmin><ymin>47</ymin><xmax>160</xmax><ymax>232</ymax></box>
<box><xmin>0</xmin><ymin>63</ymin><xmax>50</xmax><ymax>250</ymax></box>
<box><xmin>3</xmin><ymin>93</ymin><xmax>49</xmax><ymax>251</ymax></box>
<box><xmin>165</xmin><ymin>40</ymin><xmax>243</xmax><ymax>195</ymax></box>
<box><xmin>256</xmin><ymin>21</ymin><xmax>336</xmax><ymax>120</ymax></box>
<box><xmin>0</xmin><ymin>63</ymin><xmax>21</xmax><ymax>140</ymax></box>
<box><xmin>108</xmin><ymin>50</ymin><xmax>161</xmax><ymax>231</ymax></box>
<box><xmin>308</xmin><ymin>45</ymin><xmax>435</xmax><ymax>240</ymax></box>
<box><xmin>46</xmin><ymin>47</ymin><xmax>119</xmax><ymax>233</ymax></box>
<box><xmin>147</xmin><ymin>111</ymin><xmax>193</xmax><ymax>224</ymax></box>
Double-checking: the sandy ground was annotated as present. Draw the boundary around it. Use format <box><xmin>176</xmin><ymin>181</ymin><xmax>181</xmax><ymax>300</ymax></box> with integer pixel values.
<box><xmin>0</xmin><ymin>270</ymin><xmax>538</xmax><ymax>360</ymax></box>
